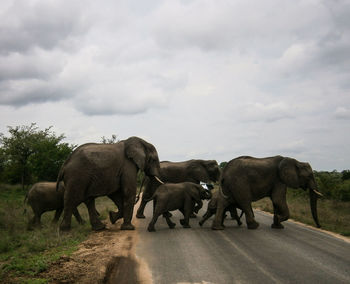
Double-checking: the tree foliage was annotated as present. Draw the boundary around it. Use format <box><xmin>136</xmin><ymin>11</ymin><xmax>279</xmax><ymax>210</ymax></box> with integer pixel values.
<box><xmin>0</xmin><ymin>123</ymin><xmax>75</xmax><ymax>189</ymax></box>
<box><xmin>314</xmin><ymin>171</ymin><xmax>350</xmax><ymax>202</ymax></box>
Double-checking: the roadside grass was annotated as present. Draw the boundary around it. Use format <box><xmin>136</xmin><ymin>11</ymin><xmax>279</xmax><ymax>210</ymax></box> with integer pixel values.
<box><xmin>253</xmin><ymin>190</ymin><xmax>350</xmax><ymax>236</ymax></box>
<box><xmin>0</xmin><ymin>184</ymin><xmax>117</xmax><ymax>283</ymax></box>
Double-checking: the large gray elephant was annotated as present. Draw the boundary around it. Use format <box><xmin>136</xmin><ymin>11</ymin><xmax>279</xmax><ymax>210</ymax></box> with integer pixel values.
<box><xmin>57</xmin><ymin>136</ymin><xmax>161</xmax><ymax>231</ymax></box>
<box><xmin>212</xmin><ymin>156</ymin><xmax>323</xmax><ymax>230</ymax></box>
<box><xmin>147</xmin><ymin>182</ymin><xmax>212</xmax><ymax>232</ymax></box>
<box><xmin>26</xmin><ymin>182</ymin><xmax>84</xmax><ymax>229</ymax></box>
<box><xmin>136</xmin><ymin>159</ymin><xmax>220</xmax><ymax>218</ymax></box>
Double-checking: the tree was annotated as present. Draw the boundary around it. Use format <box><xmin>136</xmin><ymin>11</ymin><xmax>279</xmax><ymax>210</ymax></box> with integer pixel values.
<box><xmin>0</xmin><ymin>123</ymin><xmax>75</xmax><ymax>189</ymax></box>
<box><xmin>341</xmin><ymin>170</ymin><xmax>350</xmax><ymax>181</ymax></box>
<box><xmin>101</xmin><ymin>134</ymin><xmax>119</xmax><ymax>144</ymax></box>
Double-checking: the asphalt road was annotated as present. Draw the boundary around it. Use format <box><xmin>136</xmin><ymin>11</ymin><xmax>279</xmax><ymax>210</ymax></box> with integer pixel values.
<box><xmin>135</xmin><ymin>202</ymin><xmax>350</xmax><ymax>284</ymax></box>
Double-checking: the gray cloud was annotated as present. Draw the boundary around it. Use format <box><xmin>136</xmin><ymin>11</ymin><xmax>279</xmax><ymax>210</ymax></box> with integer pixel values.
<box><xmin>0</xmin><ymin>0</ymin><xmax>349</xmax><ymax>170</ymax></box>
<box><xmin>0</xmin><ymin>0</ymin><xmax>88</xmax><ymax>54</ymax></box>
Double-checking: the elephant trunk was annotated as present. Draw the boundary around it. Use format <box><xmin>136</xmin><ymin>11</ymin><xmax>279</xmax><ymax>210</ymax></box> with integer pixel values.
<box><xmin>309</xmin><ymin>188</ymin><xmax>322</xmax><ymax>228</ymax></box>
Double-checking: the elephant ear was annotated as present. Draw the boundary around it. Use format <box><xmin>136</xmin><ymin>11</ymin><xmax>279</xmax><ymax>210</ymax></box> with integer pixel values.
<box><xmin>125</xmin><ymin>137</ymin><xmax>146</xmax><ymax>171</ymax></box>
<box><xmin>278</xmin><ymin>157</ymin><xmax>299</xmax><ymax>188</ymax></box>
<box><xmin>187</xmin><ymin>184</ymin><xmax>201</xmax><ymax>203</ymax></box>
<box><xmin>188</xmin><ymin>160</ymin><xmax>208</xmax><ymax>183</ymax></box>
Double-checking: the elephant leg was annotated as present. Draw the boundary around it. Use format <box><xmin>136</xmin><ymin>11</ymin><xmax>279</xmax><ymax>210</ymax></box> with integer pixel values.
<box><xmin>85</xmin><ymin>198</ymin><xmax>105</xmax><ymax>231</ymax></box>
<box><xmin>212</xmin><ymin>198</ymin><xmax>230</xmax><ymax>230</ymax></box>
<box><xmin>271</xmin><ymin>187</ymin><xmax>289</xmax><ymax>229</ymax></box>
<box><xmin>121</xmin><ymin>184</ymin><xmax>136</xmax><ymax>230</ymax></box>
<box><xmin>199</xmin><ymin>209</ymin><xmax>213</xmax><ymax>226</ymax></box>
<box><xmin>229</xmin><ymin>206</ymin><xmax>242</xmax><ymax>226</ymax></box>
<box><xmin>136</xmin><ymin>198</ymin><xmax>148</xmax><ymax>219</ymax></box>
<box><xmin>52</xmin><ymin>208</ymin><xmax>63</xmax><ymax>224</ymax></box>
<box><xmin>72</xmin><ymin>207</ymin><xmax>85</xmax><ymax>224</ymax></box>
<box><xmin>148</xmin><ymin>212</ymin><xmax>161</xmax><ymax>232</ymax></box>
<box><xmin>164</xmin><ymin>214</ymin><xmax>176</xmax><ymax>229</ymax></box>
<box><xmin>241</xmin><ymin>203</ymin><xmax>259</xmax><ymax>229</ymax></box>
<box><xmin>108</xmin><ymin>192</ymin><xmax>124</xmax><ymax>224</ymax></box>
<box><xmin>181</xmin><ymin>199</ymin><xmax>192</xmax><ymax>228</ymax></box>
<box><xmin>60</xmin><ymin>183</ymin><xmax>81</xmax><ymax>231</ymax></box>
<box><xmin>33</xmin><ymin>212</ymin><xmax>42</xmax><ymax>228</ymax></box>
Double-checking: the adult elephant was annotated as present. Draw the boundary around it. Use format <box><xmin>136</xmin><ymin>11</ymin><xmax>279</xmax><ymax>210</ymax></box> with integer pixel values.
<box><xmin>136</xmin><ymin>159</ymin><xmax>220</xmax><ymax>218</ymax></box>
<box><xmin>212</xmin><ymin>156</ymin><xmax>323</xmax><ymax>230</ymax></box>
<box><xmin>57</xmin><ymin>136</ymin><xmax>162</xmax><ymax>231</ymax></box>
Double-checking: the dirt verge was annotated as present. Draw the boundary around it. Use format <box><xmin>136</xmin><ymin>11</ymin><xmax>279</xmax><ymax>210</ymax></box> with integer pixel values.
<box><xmin>39</xmin><ymin>219</ymin><xmax>152</xmax><ymax>284</ymax></box>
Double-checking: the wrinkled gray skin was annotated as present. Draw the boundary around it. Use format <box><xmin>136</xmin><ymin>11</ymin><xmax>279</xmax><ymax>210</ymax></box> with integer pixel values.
<box><xmin>136</xmin><ymin>159</ymin><xmax>220</xmax><ymax>218</ymax></box>
<box><xmin>147</xmin><ymin>182</ymin><xmax>212</xmax><ymax>232</ymax></box>
<box><xmin>57</xmin><ymin>136</ymin><xmax>161</xmax><ymax>231</ymax></box>
<box><xmin>26</xmin><ymin>182</ymin><xmax>84</xmax><ymax>229</ymax></box>
<box><xmin>212</xmin><ymin>156</ymin><xmax>322</xmax><ymax>230</ymax></box>
<box><xmin>199</xmin><ymin>190</ymin><xmax>242</xmax><ymax>227</ymax></box>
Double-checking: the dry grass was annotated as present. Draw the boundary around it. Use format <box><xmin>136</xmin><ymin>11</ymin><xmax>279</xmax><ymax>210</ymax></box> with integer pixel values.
<box><xmin>253</xmin><ymin>191</ymin><xmax>350</xmax><ymax>236</ymax></box>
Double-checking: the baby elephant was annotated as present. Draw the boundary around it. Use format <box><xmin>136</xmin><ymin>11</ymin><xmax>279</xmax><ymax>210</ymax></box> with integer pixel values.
<box><xmin>199</xmin><ymin>190</ymin><xmax>243</xmax><ymax>227</ymax></box>
<box><xmin>26</xmin><ymin>182</ymin><xmax>84</xmax><ymax>229</ymax></box>
<box><xmin>147</xmin><ymin>182</ymin><xmax>212</xmax><ymax>232</ymax></box>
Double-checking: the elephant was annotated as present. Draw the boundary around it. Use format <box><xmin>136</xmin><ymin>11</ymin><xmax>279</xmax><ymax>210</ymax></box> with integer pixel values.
<box><xmin>136</xmin><ymin>159</ymin><xmax>220</xmax><ymax>218</ymax></box>
<box><xmin>147</xmin><ymin>182</ymin><xmax>212</xmax><ymax>232</ymax></box>
<box><xmin>25</xmin><ymin>182</ymin><xmax>84</xmax><ymax>229</ymax></box>
<box><xmin>212</xmin><ymin>156</ymin><xmax>323</xmax><ymax>230</ymax></box>
<box><xmin>57</xmin><ymin>136</ymin><xmax>162</xmax><ymax>231</ymax></box>
<box><xmin>199</xmin><ymin>190</ymin><xmax>243</xmax><ymax>227</ymax></box>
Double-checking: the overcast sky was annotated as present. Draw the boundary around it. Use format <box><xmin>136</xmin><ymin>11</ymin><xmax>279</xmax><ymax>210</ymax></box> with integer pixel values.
<box><xmin>1</xmin><ymin>0</ymin><xmax>349</xmax><ymax>171</ymax></box>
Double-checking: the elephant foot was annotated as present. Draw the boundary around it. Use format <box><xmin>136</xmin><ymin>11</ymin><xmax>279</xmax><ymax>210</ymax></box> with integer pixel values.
<box><xmin>211</xmin><ymin>224</ymin><xmax>224</xmax><ymax>230</ymax></box>
<box><xmin>92</xmin><ymin>222</ymin><xmax>106</xmax><ymax>231</ymax></box>
<box><xmin>60</xmin><ymin>224</ymin><xmax>71</xmax><ymax>232</ymax></box>
<box><xmin>147</xmin><ymin>225</ymin><xmax>155</xmax><ymax>232</ymax></box>
<box><xmin>136</xmin><ymin>213</ymin><xmax>146</xmax><ymax>219</ymax></box>
<box><xmin>182</xmin><ymin>224</ymin><xmax>191</xmax><ymax>228</ymax></box>
<box><xmin>168</xmin><ymin>223</ymin><xmax>176</xmax><ymax>229</ymax></box>
<box><xmin>109</xmin><ymin>211</ymin><xmax>122</xmax><ymax>224</ymax></box>
<box><xmin>121</xmin><ymin>223</ymin><xmax>135</xmax><ymax>230</ymax></box>
<box><xmin>247</xmin><ymin>221</ymin><xmax>259</xmax><ymax>230</ymax></box>
<box><xmin>271</xmin><ymin>223</ymin><xmax>284</xmax><ymax>229</ymax></box>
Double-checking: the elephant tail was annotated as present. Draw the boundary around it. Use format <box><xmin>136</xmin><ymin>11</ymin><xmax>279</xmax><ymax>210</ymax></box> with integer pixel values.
<box><xmin>23</xmin><ymin>193</ymin><xmax>28</xmax><ymax>215</ymax></box>
<box><xmin>56</xmin><ymin>166</ymin><xmax>65</xmax><ymax>192</ymax></box>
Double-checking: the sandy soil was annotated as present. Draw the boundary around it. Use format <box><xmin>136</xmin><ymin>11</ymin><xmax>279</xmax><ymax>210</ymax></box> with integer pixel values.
<box><xmin>39</xmin><ymin>218</ymin><xmax>152</xmax><ymax>284</ymax></box>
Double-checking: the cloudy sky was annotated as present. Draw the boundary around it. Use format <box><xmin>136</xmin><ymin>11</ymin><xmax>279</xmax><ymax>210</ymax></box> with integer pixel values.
<box><xmin>1</xmin><ymin>0</ymin><xmax>349</xmax><ymax>171</ymax></box>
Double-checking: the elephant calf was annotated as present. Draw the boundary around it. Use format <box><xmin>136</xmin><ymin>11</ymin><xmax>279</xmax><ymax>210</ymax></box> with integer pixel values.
<box><xmin>199</xmin><ymin>190</ymin><xmax>243</xmax><ymax>227</ymax></box>
<box><xmin>147</xmin><ymin>182</ymin><xmax>212</xmax><ymax>232</ymax></box>
<box><xmin>26</xmin><ymin>182</ymin><xmax>84</xmax><ymax>229</ymax></box>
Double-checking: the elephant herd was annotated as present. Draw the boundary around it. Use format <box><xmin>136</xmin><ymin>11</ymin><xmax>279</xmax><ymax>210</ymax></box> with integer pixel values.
<box><xmin>25</xmin><ymin>136</ymin><xmax>323</xmax><ymax>233</ymax></box>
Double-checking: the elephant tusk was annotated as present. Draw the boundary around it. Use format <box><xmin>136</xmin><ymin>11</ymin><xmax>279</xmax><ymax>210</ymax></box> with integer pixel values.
<box><xmin>313</xmin><ymin>189</ymin><xmax>323</xmax><ymax>197</ymax></box>
<box><xmin>154</xmin><ymin>176</ymin><xmax>164</xmax><ymax>184</ymax></box>
<box><xmin>219</xmin><ymin>186</ymin><xmax>230</xmax><ymax>199</ymax></box>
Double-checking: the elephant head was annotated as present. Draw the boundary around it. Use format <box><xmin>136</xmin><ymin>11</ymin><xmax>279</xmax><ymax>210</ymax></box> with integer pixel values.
<box><xmin>278</xmin><ymin>157</ymin><xmax>322</xmax><ymax>227</ymax></box>
<box><xmin>125</xmin><ymin>136</ymin><xmax>161</xmax><ymax>179</ymax></box>
<box><xmin>189</xmin><ymin>183</ymin><xmax>212</xmax><ymax>201</ymax></box>
<box><xmin>190</xmin><ymin>160</ymin><xmax>221</xmax><ymax>183</ymax></box>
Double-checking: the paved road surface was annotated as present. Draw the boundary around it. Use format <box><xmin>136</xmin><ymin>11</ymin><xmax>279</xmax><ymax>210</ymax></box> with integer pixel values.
<box><xmin>135</xmin><ymin>202</ymin><xmax>350</xmax><ymax>284</ymax></box>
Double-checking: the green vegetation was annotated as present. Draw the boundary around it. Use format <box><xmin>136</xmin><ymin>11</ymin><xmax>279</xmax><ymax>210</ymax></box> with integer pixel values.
<box><xmin>0</xmin><ymin>184</ymin><xmax>116</xmax><ymax>283</ymax></box>
<box><xmin>314</xmin><ymin>170</ymin><xmax>350</xmax><ymax>201</ymax></box>
<box><xmin>0</xmin><ymin>123</ymin><xmax>75</xmax><ymax>189</ymax></box>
